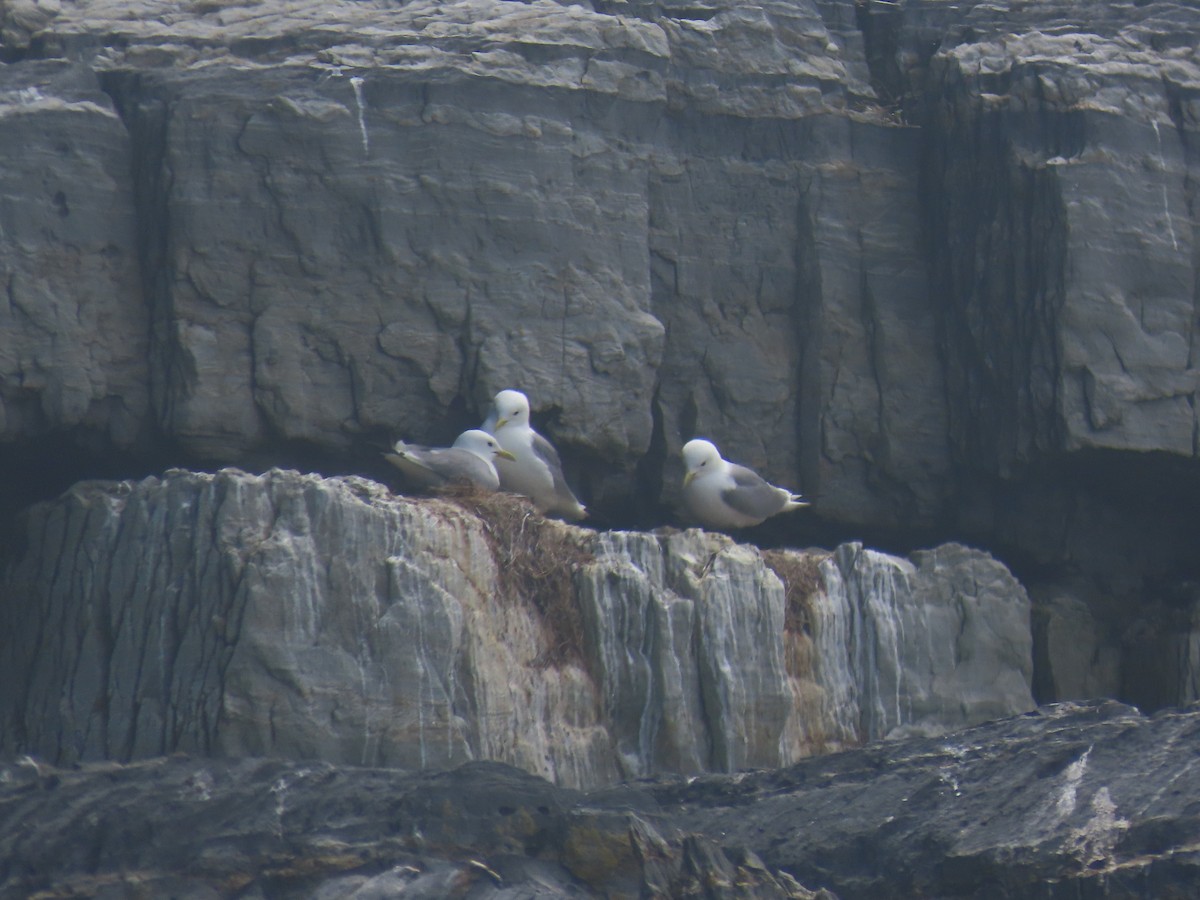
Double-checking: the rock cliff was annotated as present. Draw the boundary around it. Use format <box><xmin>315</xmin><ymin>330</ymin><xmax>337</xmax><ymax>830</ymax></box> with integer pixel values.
<box><xmin>1</xmin><ymin>467</ymin><xmax>1032</xmax><ymax>788</ymax></box>
<box><xmin>1</xmin><ymin>0</ymin><xmax>1199</xmax><ymax>895</ymax></box>
<box><xmin>1</xmin><ymin>0</ymin><xmax>1197</xmax><ymax>712</ymax></box>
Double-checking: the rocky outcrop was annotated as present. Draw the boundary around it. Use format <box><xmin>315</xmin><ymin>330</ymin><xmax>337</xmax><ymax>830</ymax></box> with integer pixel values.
<box><xmin>1</xmin><ymin>1</ymin><xmax>1197</xmax><ymax>891</ymax></box>
<box><xmin>0</xmin><ymin>0</ymin><xmax>1197</xmax><ymax>708</ymax></box>
<box><xmin>0</xmin><ymin>0</ymin><xmax>1196</xmax><ymax>713</ymax></box>
<box><xmin>916</xmin><ymin>1</ymin><xmax>1199</xmax><ymax>470</ymax></box>
<box><xmin>0</xmin><ymin>59</ymin><xmax>148</xmax><ymax>447</ymax></box>
<box><xmin>0</xmin><ymin>754</ymin><xmax>826</xmax><ymax>900</ymax></box>
<box><xmin>0</xmin><ymin>467</ymin><xmax>1033</xmax><ymax>787</ymax></box>
<box><xmin>3</xmin><ymin>701</ymin><xmax>1197</xmax><ymax>899</ymax></box>
<box><xmin>655</xmin><ymin>700</ymin><xmax>1200</xmax><ymax>899</ymax></box>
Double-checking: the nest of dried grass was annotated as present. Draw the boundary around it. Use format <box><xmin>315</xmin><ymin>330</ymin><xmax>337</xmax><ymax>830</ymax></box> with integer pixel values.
<box><xmin>762</xmin><ymin>549</ymin><xmax>830</xmax><ymax>636</ymax></box>
<box><xmin>444</xmin><ymin>486</ymin><xmax>595</xmax><ymax>671</ymax></box>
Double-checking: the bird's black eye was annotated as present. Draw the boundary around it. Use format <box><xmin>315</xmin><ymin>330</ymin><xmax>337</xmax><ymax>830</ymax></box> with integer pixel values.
<box><xmin>701</xmin><ymin>460</ymin><xmax>707</xmax><ymax>466</ymax></box>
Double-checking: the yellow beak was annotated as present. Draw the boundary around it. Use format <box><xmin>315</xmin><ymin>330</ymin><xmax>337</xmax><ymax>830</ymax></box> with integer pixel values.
<box><xmin>495</xmin><ymin>449</ymin><xmax>517</xmax><ymax>461</ymax></box>
<box><xmin>494</xmin><ymin>417</ymin><xmax>508</xmax><ymax>429</ymax></box>
<box><xmin>683</xmin><ymin>470</ymin><xmax>696</xmax><ymax>487</ymax></box>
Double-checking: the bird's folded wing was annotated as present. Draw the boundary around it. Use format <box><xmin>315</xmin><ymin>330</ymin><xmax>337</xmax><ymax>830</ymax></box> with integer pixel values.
<box><xmin>532</xmin><ymin>432</ymin><xmax>572</xmax><ymax>493</ymax></box>
<box><xmin>721</xmin><ymin>465</ymin><xmax>788</xmax><ymax>520</ymax></box>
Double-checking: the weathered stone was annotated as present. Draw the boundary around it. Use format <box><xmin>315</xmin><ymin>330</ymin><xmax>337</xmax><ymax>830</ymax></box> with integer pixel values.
<box><xmin>917</xmin><ymin>4</ymin><xmax>1200</xmax><ymax>476</ymax></box>
<box><xmin>1119</xmin><ymin>585</ymin><xmax>1200</xmax><ymax>714</ymax></box>
<box><xmin>3</xmin><ymin>701</ymin><xmax>1200</xmax><ymax>899</ymax></box>
<box><xmin>0</xmin><ymin>1</ymin><xmax>1195</xmax><ymax>629</ymax></box>
<box><xmin>653</xmin><ymin>700</ymin><xmax>1200</xmax><ymax>899</ymax></box>
<box><xmin>1032</xmin><ymin>586</ymin><xmax>1122</xmax><ymax>703</ymax></box>
<box><xmin>0</xmin><ymin>0</ymin><xmax>60</xmax><ymax>51</ymax></box>
<box><xmin>815</xmin><ymin>541</ymin><xmax>1034</xmax><ymax>742</ymax></box>
<box><xmin>0</xmin><ymin>10</ymin><xmax>1198</xmax><ymax>889</ymax></box>
<box><xmin>0</xmin><ymin>468</ymin><xmax>1035</xmax><ymax>787</ymax></box>
<box><xmin>0</xmin><ymin>60</ymin><xmax>148</xmax><ymax>446</ymax></box>
<box><xmin>0</xmin><ymin>0</ymin><xmax>957</xmax><ymax>530</ymax></box>
<box><xmin>0</xmin><ymin>755</ymin><xmax>823</xmax><ymax>899</ymax></box>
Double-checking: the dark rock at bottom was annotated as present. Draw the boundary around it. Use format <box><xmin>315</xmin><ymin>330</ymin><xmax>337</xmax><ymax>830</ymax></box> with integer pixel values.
<box><xmin>0</xmin><ymin>756</ymin><xmax>819</xmax><ymax>900</ymax></box>
<box><xmin>2</xmin><ymin>701</ymin><xmax>1197</xmax><ymax>899</ymax></box>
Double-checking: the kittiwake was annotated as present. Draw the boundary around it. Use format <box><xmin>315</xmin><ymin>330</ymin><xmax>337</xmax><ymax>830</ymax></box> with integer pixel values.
<box><xmin>481</xmin><ymin>388</ymin><xmax>587</xmax><ymax>520</ymax></box>
<box><xmin>384</xmin><ymin>429</ymin><xmax>516</xmax><ymax>492</ymax></box>
<box><xmin>680</xmin><ymin>438</ymin><xmax>809</xmax><ymax>528</ymax></box>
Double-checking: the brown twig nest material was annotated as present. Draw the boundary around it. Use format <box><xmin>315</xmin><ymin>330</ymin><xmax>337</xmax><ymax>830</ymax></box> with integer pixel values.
<box><xmin>444</xmin><ymin>486</ymin><xmax>596</xmax><ymax>671</ymax></box>
<box><xmin>762</xmin><ymin>549</ymin><xmax>830</xmax><ymax>636</ymax></box>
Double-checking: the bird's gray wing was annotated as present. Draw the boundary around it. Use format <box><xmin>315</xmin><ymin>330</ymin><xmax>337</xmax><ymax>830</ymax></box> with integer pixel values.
<box><xmin>531</xmin><ymin>430</ymin><xmax>586</xmax><ymax>514</ymax></box>
<box><xmin>720</xmin><ymin>464</ymin><xmax>787</xmax><ymax>520</ymax></box>
<box><xmin>434</xmin><ymin>448</ymin><xmax>498</xmax><ymax>489</ymax></box>
<box><xmin>387</xmin><ymin>446</ymin><xmax>497</xmax><ymax>490</ymax></box>
<box><xmin>530</xmin><ymin>430</ymin><xmax>565</xmax><ymax>472</ymax></box>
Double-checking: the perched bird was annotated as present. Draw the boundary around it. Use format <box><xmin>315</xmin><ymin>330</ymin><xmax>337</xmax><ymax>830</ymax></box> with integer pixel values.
<box><xmin>384</xmin><ymin>429</ymin><xmax>515</xmax><ymax>492</ymax></box>
<box><xmin>481</xmin><ymin>389</ymin><xmax>587</xmax><ymax>520</ymax></box>
<box><xmin>680</xmin><ymin>438</ymin><xmax>809</xmax><ymax>529</ymax></box>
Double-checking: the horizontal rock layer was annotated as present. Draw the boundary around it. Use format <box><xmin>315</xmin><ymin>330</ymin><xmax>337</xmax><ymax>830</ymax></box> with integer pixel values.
<box><xmin>2</xmin><ymin>701</ymin><xmax>1197</xmax><ymax>899</ymax></box>
<box><xmin>0</xmin><ymin>467</ymin><xmax>1034</xmax><ymax>788</ymax></box>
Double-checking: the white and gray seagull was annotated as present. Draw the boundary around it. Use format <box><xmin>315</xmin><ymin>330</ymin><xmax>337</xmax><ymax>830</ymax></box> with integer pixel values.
<box><xmin>481</xmin><ymin>388</ymin><xmax>587</xmax><ymax>520</ymax></box>
<box><xmin>680</xmin><ymin>438</ymin><xmax>809</xmax><ymax>529</ymax></box>
<box><xmin>384</xmin><ymin>429</ymin><xmax>516</xmax><ymax>492</ymax></box>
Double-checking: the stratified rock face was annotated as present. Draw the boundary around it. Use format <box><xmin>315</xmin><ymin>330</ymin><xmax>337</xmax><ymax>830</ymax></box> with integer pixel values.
<box><xmin>814</xmin><ymin>541</ymin><xmax>1034</xmax><ymax>743</ymax></box>
<box><xmin>0</xmin><ymin>0</ymin><xmax>1197</xmax><ymax>713</ymax></box>
<box><xmin>1032</xmin><ymin>585</ymin><xmax>1123</xmax><ymax>703</ymax></box>
<box><xmin>0</xmin><ymin>0</ymin><xmax>953</xmax><ymax>525</ymax></box>
<box><xmin>0</xmin><ymin>60</ymin><xmax>148</xmax><ymax>445</ymax></box>
<box><xmin>919</xmin><ymin>2</ymin><xmax>1200</xmax><ymax>474</ymax></box>
<box><xmin>2</xmin><ymin>702</ymin><xmax>1198</xmax><ymax>900</ymax></box>
<box><xmin>0</xmin><ymin>468</ymin><xmax>1034</xmax><ymax>788</ymax></box>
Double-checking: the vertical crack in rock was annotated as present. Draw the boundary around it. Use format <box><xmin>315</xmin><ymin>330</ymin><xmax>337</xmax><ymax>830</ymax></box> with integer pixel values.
<box><xmin>923</xmin><ymin>58</ymin><xmax>1070</xmax><ymax>480</ymax></box>
<box><xmin>853</xmin><ymin>0</ymin><xmax>909</xmax><ymax>111</ymax></box>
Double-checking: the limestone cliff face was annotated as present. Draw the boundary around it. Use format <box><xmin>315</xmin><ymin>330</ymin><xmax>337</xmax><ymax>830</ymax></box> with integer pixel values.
<box><xmin>0</xmin><ymin>0</ymin><xmax>1196</xmax><ymax>714</ymax></box>
<box><xmin>0</xmin><ymin>468</ymin><xmax>1032</xmax><ymax>788</ymax></box>
<box><xmin>2</xmin><ymin>4</ymin><xmax>1197</xmax><ymax>889</ymax></box>
<box><xmin>1</xmin><ymin>0</ymin><xmax>1198</xmax><ymax>777</ymax></box>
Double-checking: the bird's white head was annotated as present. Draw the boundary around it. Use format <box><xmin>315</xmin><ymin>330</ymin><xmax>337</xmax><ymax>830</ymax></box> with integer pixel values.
<box><xmin>455</xmin><ymin>429</ymin><xmax>516</xmax><ymax>461</ymax></box>
<box><xmin>491</xmin><ymin>389</ymin><xmax>531</xmax><ymax>430</ymax></box>
<box><xmin>682</xmin><ymin>438</ymin><xmax>724</xmax><ymax>486</ymax></box>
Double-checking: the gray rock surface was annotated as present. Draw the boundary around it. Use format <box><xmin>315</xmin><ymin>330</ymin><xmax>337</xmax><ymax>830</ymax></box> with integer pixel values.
<box><xmin>816</xmin><ymin>541</ymin><xmax>1033</xmax><ymax>742</ymax></box>
<box><xmin>0</xmin><ymin>467</ymin><xmax>1033</xmax><ymax>786</ymax></box>
<box><xmin>0</xmin><ymin>755</ymin><xmax>827</xmax><ymax>900</ymax></box>
<box><xmin>0</xmin><ymin>0</ymin><xmax>1197</xmax><ymax>700</ymax></box>
<box><xmin>910</xmin><ymin>0</ymin><xmax>1200</xmax><ymax>472</ymax></box>
<box><xmin>0</xmin><ymin>3</ymin><xmax>1197</xmax><ymax>887</ymax></box>
<box><xmin>2</xmin><ymin>700</ymin><xmax>1197</xmax><ymax>899</ymax></box>
<box><xmin>0</xmin><ymin>60</ymin><xmax>148</xmax><ymax>446</ymax></box>
<box><xmin>655</xmin><ymin>700</ymin><xmax>1200</xmax><ymax>899</ymax></box>
<box><xmin>1032</xmin><ymin>586</ymin><xmax>1122</xmax><ymax>703</ymax></box>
